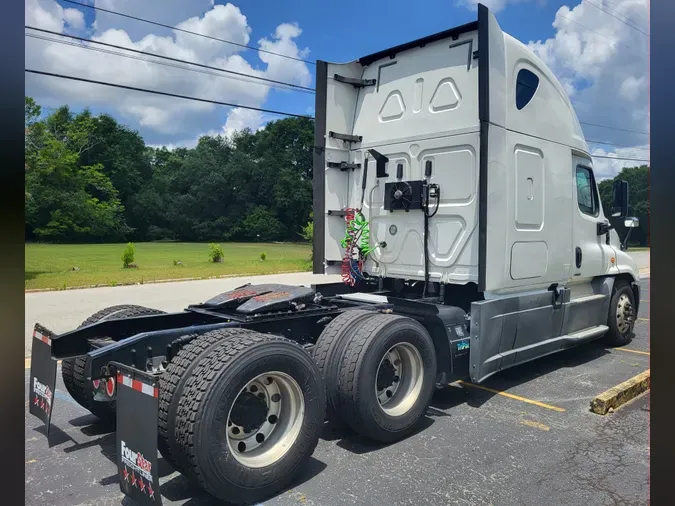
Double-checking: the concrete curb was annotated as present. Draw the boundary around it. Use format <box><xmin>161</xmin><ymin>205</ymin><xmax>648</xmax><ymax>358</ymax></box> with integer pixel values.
<box><xmin>590</xmin><ymin>369</ymin><xmax>650</xmax><ymax>415</ymax></box>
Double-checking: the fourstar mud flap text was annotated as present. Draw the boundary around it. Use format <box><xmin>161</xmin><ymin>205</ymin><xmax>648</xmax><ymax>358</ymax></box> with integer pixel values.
<box><xmin>116</xmin><ymin>364</ymin><xmax>162</xmax><ymax>506</ymax></box>
<box><xmin>29</xmin><ymin>324</ymin><xmax>58</xmax><ymax>435</ymax></box>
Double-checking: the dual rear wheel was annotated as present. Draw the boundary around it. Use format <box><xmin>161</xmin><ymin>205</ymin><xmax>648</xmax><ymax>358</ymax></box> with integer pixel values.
<box><xmin>160</xmin><ymin>311</ymin><xmax>437</xmax><ymax>503</ymax></box>
<box><xmin>313</xmin><ymin>310</ymin><xmax>437</xmax><ymax>443</ymax></box>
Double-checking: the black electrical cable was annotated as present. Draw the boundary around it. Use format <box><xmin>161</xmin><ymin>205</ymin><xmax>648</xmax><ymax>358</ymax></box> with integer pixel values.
<box><xmin>25</xmin><ymin>69</ymin><xmax>312</xmax><ymax>119</ymax></box>
<box><xmin>25</xmin><ymin>26</ymin><xmax>315</xmax><ymax>93</ymax></box>
<box><xmin>61</xmin><ymin>0</ymin><xmax>315</xmax><ymax>65</ymax></box>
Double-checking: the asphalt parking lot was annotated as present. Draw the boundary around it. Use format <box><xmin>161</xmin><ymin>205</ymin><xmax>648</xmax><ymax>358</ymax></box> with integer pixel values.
<box><xmin>25</xmin><ymin>278</ymin><xmax>650</xmax><ymax>506</ymax></box>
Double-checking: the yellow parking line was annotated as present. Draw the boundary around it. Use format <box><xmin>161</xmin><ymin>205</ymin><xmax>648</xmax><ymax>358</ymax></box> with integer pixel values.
<box><xmin>614</xmin><ymin>348</ymin><xmax>650</xmax><ymax>356</ymax></box>
<box><xmin>637</xmin><ymin>318</ymin><xmax>649</xmax><ymax>322</ymax></box>
<box><xmin>456</xmin><ymin>380</ymin><xmax>566</xmax><ymax>412</ymax></box>
<box><xmin>521</xmin><ymin>420</ymin><xmax>550</xmax><ymax>431</ymax></box>
<box><xmin>640</xmin><ymin>300</ymin><xmax>649</xmax><ymax>303</ymax></box>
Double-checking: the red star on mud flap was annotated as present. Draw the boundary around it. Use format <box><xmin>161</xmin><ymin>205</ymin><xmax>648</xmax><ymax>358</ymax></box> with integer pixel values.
<box><xmin>122</xmin><ymin>466</ymin><xmax>129</xmax><ymax>482</ymax></box>
<box><xmin>139</xmin><ymin>477</ymin><xmax>146</xmax><ymax>493</ymax></box>
<box><xmin>131</xmin><ymin>471</ymin><xmax>137</xmax><ymax>487</ymax></box>
<box><xmin>147</xmin><ymin>482</ymin><xmax>154</xmax><ymax>499</ymax></box>
<box><xmin>40</xmin><ymin>399</ymin><xmax>45</xmax><ymax>411</ymax></box>
<box><xmin>34</xmin><ymin>395</ymin><xmax>39</xmax><ymax>406</ymax></box>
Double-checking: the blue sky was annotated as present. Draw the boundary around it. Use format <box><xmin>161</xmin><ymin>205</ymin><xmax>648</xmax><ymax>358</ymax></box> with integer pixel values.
<box><xmin>219</xmin><ymin>0</ymin><xmax>568</xmax><ymax>120</ymax></box>
<box><xmin>26</xmin><ymin>0</ymin><xmax>649</xmax><ymax>178</ymax></box>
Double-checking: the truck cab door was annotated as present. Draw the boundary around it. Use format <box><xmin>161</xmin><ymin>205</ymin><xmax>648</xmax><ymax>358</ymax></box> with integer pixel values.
<box><xmin>570</xmin><ymin>155</ymin><xmax>616</xmax><ymax>283</ymax></box>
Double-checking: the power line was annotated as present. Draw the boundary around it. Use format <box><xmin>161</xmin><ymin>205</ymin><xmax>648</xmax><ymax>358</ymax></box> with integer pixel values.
<box><xmin>580</xmin><ymin>121</ymin><xmax>649</xmax><ymax>135</ymax></box>
<box><xmin>592</xmin><ymin>155</ymin><xmax>649</xmax><ymax>162</ymax></box>
<box><xmin>25</xmin><ymin>69</ymin><xmax>312</xmax><ymax>119</ymax></box>
<box><xmin>556</xmin><ymin>11</ymin><xmax>648</xmax><ymax>60</ymax></box>
<box><xmin>61</xmin><ymin>0</ymin><xmax>315</xmax><ymax>66</ymax></box>
<box><xmin>586</xmin><ymin>139</ymin><xmax>649</xmax><ymax>151</ymax></box>
<box><xmin>602</xmin><ymin>0</ymin><xmax>649</xmax><ymax>20</ymax></box>
<box><xmin>583</xmin><ymin>0</ymin><xmax>650</xmax><ymax>37</ymax></box>
<box><xmin>26</xmin><ymin>32</ymin><xmax>286</xmax><ymax>93</ymax></box>
<box><xmin>26</xmin><ymin>26</ymin><xmax>315</xmax><ymax>94</ymax></box>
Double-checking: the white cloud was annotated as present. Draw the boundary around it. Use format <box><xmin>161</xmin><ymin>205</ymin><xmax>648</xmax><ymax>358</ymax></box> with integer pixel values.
<box><xmin>63</xmin><ymin>8</ymin><xmax>85</xmax><ymax>30</ymax></box>
<box><xmin>220</xmin><ymin>107</ymin><xmax>265</xmax><ymax>137</ymax></box>
<box><xmin>528</xmin><ymin>1</ymin><xmax>649</xmax><ymax>177</ymax></box>
<box><xmin>91</xmin><ymin>0</ymin><xmax>215</xmax><ymax>40</ymax></box>
<box><xmin>258</xmin><ymin>23</ymin><xmax>311</xmax><ymax>88</ymax></box>
<box><xmin>591</xmin><ymin>145</ymin><xmax>650</xmax><ymax>181</ymax></box>
<box><xmin>25</xmin><ymin>1</ymin><xmax>312</xmax><ymax>144</ymax></box>
<box><xmin>173</xmin><ymin>4</ymin><xmax>252</xmax><ymax>62</ymax></box>
<box><xmin>26</xmin><ymin>0</ymin><xmax>69</xmax><ymax>32</ymax></box>
<box><xmin>619</xmin><ymin>75</ymin><xmax>646</xmax><ymax>102</ymax></box>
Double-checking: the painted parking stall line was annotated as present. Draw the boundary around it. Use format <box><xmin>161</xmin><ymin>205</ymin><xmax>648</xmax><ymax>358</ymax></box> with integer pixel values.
<box><xmin>614</xmin><ymin>348</ymin><xmax>650</xmax><ymax>356</ymax></box>
<box><xmin>116</xmin><ymin>365</ymin><xmax>162</xmax><ymax>506</ymax></box>
<box><xmin>456</xmin><ymin>380</ymin><xmax>566</xmax><ymax>412</ymax></box>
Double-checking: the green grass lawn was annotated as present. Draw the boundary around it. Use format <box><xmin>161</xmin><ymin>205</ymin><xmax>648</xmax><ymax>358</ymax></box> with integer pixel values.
<box><xmin>25</xmin><ymin>242</ymin><xmax>312</xmax><ymax>290</ymax></box>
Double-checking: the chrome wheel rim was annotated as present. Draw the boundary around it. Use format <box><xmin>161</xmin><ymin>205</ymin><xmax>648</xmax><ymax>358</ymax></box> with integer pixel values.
<box><xmin>226</xmin><ymin>371</ymin><xmax>304</xmax><ymax>468</ymax></box>
<box><xmin>616</xmin><ymin>293</ymin><xmax>634</xmax><ymax>334</ymax></box>
<box><xmin>375</xmin><ymin>342</ymin><xmax>424</xmax><ymax>417</ymax></box>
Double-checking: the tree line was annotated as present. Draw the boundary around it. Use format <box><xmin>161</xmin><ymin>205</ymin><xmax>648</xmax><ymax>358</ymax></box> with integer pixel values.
<box><xmin>25</xmin><ymin>96</ymin><xmax>314</xmax><ymax>243</ymax></box>
<box><xmin>25</xmin><ymin>96</ymin><xmax>649</xmax><ymax>247</ymax></box>
<box><xmin>598</xmin><ymin>164</ymin><xmax>649</xmax><ymax>247</ymax></box>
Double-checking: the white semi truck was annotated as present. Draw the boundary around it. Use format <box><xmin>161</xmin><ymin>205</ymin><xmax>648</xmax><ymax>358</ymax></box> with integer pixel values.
<box><xmin>29</xmin><ymin>4</ymin><xmax>641</xmax><ymax>505</ymax></box>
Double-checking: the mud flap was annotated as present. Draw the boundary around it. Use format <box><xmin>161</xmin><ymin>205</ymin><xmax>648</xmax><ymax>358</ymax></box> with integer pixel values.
<box><xmin>115</xmin><ymin>363</ymin><xmax>162</xmax><ymax>506</ymax></box>
<box><xmin>28</xmin><ymin>324</ymin><xmax>58</xmax><ymax>435</ymax></box>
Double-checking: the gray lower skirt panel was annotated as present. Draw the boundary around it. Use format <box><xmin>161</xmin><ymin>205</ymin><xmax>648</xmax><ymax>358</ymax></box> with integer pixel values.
<box><xmin>469</xmin><ymin>278</ymin><xmax>613</xmax><ymax>383</ymax></box>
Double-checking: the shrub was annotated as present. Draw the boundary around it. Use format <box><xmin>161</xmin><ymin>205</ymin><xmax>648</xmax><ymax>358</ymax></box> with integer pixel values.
<box><xmin>299</xmin><ymin>217</ymin><xmax>313</xmax><ymax>243</ymax></box>
<box><xmin>260</xmin><ymin>252</ymin><xmax>267</xmax><ymax>261</ymax></box>
<box><xmin>122</xmin><ymin>242</ymin><xmax>135</xmax><ymax>268</ymax></box>
<box><xmin>209</xmin><ymin>243</ymin><xmax>225</xmax><ymax>263</ymax></box>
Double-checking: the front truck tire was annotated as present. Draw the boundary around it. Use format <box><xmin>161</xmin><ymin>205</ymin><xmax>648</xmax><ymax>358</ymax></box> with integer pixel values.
<box><xmin>61</xmin><ymin>305</ymin><xmax>166</xmax><ymax>422</ymax></box>
<box><xmin>604</xmin><ymin>279</ymin><xmax>637</xmax><ymax>346</ymax></box>
<box><xmin>335</xmin><ymin>313</ymin><xmax>437</xmax><ymax>443</ymax></box>
<box><xmin>173</xmin><ymin>330</ymin><xmax>326</xmax><ymax>505</ymax></box>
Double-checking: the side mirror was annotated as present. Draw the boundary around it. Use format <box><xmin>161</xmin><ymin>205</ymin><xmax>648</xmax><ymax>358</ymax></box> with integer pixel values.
<box><xmin>620</xmin><ymin>216</ymin><xmax>640</xmax><ymax>251</ymax></box>
<box><xmin>624</xmin><ymin>217</ymin><xmax>640</xmax><ymax>228</ymax></box>
<box><xmin>611</xmin><ymin>180</ymin><xmax>629</xmax><ymax>218</ymax></box>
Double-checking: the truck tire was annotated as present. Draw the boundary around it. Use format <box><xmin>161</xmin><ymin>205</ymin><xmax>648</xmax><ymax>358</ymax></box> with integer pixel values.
<box><xmin>311</xmin><ymin>309</ymin><xmax>379</xmax><ymax>422</ymax></box>
<box><xmin>335</xmin><ymin>313</ymin><xmax>437</xmax><ymax>443</ymax></box>
<box><xmin>158</xmin><ymin>327</ymin><xmax>249</xmax><ymax>471</ymax></box>
<box><xmin>61</xmin><ymin>305</ymin><xmax>166</xmax><ymax>422</ymax></box>
<box><xmin>173</xmin><ymin>330</ymin><xmax>326</xmax><ymax>504</ymax></box>
<box><xmin>604</xmin><ymin>280</ymin><xmax>637</xmax><ymax>346</ymax></box>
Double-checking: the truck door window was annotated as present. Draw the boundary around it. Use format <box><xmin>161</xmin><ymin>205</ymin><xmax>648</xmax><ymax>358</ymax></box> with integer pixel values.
<box><xmin>576</xmin><ymin>166</ymin><xmax>599</xmax><ymax>217</ymax></box>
